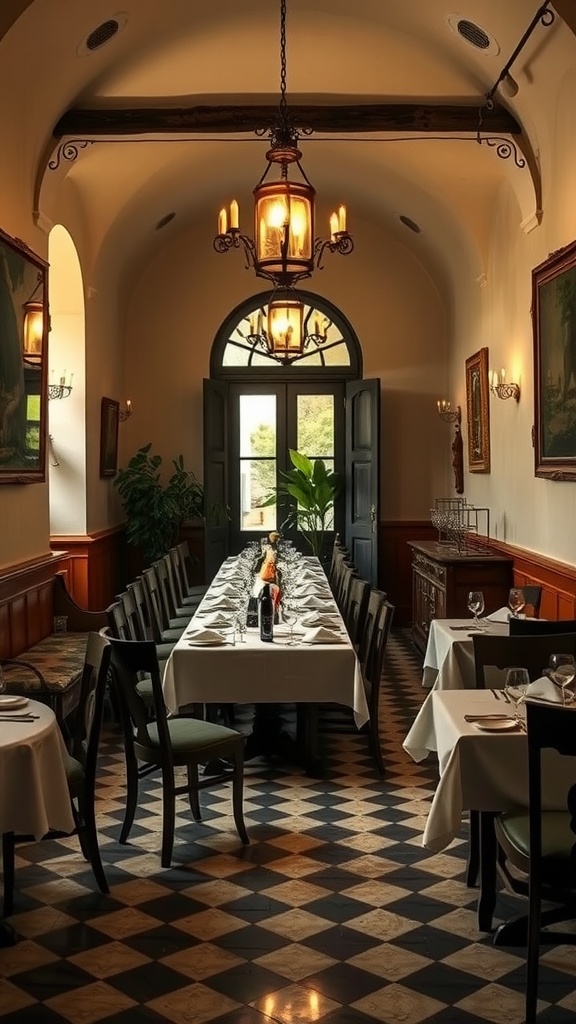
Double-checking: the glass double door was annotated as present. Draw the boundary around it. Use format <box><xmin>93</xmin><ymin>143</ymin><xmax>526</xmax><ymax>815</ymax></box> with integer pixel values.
<box><xmin>228</xmin><ymin>381</ymin><xmax>344</xmax><ymax>552</ymax></box>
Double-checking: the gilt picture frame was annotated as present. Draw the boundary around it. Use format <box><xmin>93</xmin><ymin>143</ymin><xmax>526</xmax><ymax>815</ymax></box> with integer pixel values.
<box><xmin>100</xmin><ymin>397</ymin><xmax>119</xmax><ymax>477</ymax></box>
<box><xmin>465</xmin><ymin>347</ymin><xmax>490</xmax><ymax>473</ymax></box>
<box><xmin>533</xmin><ymin>239</ymin><xmax>576</xmax><ymax>480</ymax></box>
<box><xmin>0</xmin><ymin>227</ymin><xmax>48</xmax><ymax>483</ymax></box>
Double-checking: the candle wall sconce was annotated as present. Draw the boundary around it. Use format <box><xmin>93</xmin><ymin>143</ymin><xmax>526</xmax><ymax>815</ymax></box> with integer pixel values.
<box><xmin>119</xmin><ymin>400</ymin><xmax>133</xmax><ymax>422</ymax></box>
<box><xmin>49</xmin><ymin>372</ymin><xmax>73</xmax><ymax>400</ymax></box>
<box><xmin>490</xmin><ymin>369</ymin><xmax>520</xmax><ymax>401</ymax></box>
<box><xmin>437</xmin><ymin>401</ymin><xmax>464</xmax><ymax>495</ymax></box>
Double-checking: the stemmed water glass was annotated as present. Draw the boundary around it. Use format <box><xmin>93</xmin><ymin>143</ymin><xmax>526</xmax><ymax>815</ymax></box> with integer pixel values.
<box><xmin>504</xmin><ymin>667</ymin><xmax>530</xmax><ymax>719</ymax></box>
<box><xmin>547</xmin><ymin>653</ymin><xmax>576</xmax><ymax>705</ymax></box>
<box><xmin>508</xmin><ymin>588</ymin><xmax>526</xmax><ymax>618</ymax></box>
<box><xmin>281</xmin><ymin>599</ymin><xmax>298</xmax><ymax>646</ymax></box>
<box><xmin>467</xmin><ymin>590</ymin><xmax>485</xmax><ymax>629</ymax></box>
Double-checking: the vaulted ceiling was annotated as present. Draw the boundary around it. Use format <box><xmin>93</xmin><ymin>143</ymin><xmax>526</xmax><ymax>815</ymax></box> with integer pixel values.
<box><xmin>2</xmin><ymin>1</ymin><xmax>575</xmax><ymax>291</ymax></box>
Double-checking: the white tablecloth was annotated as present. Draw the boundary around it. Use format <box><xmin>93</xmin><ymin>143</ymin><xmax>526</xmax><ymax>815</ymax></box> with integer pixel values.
<box><xmin>162</xmin><ymin>557</ymin><xmax>368</xmax><ymax>727</ymax></box>
<box><xmin>0</xmin><ymin>700</ymin><xmax>74</xmax><ymax>839</ymax></box>
<box><xmin>403</xmin><ymin>689</ymin><xmax>576</xmax><ymax>853</ymax></box>
<box><xmin>422</xmin><ymin>618</ymin><xmax>509</xmax><ymax>689</ymax></box>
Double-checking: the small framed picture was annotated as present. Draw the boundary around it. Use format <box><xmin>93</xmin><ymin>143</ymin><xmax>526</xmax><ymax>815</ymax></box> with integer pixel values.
<box><xmin>100</xmin><ymin>397</ymin><xmax>119</xmax><ymax>477</ymax></box>
<box><xmin>465</xmin><ymin>347</ymin><xmax>491</xmax><ymax>473</ymax></box>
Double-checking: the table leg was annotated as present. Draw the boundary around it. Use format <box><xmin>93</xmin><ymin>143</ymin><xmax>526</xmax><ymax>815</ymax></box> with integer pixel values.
<box><xmin>478</xmin><ymin>811</ymin><xmax>498</xmax><ymax>932</ymax></box>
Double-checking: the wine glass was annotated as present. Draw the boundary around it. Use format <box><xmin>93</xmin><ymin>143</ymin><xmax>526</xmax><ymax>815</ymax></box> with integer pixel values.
<box><xmin>548</xmin><ymin>653</ymin><xmax>576</xmax><ymax>705</ymax></box>
<box><xmin>504</xmin><ymin>667</ymin><xmax>530</xmax><ymax>719</ymax></box>
<box><xmin>467</xmin><ymin>590</ymin><xmax>485</xmax><ymax>628</ymax></box>
<box><xmin>281</xmin><ymin>600</ymin><xmax>298</xmax><ymax>646</ymax></box>
<box><xmin>508</xmin><ymin>588</ymin><xmax>526</xmax><ymax>618</ymax></box>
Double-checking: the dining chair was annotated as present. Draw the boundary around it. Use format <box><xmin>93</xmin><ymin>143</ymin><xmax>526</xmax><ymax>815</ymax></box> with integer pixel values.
<box><xmin>344</xmin><ymin>576</ymin><xmax>371</xmax><ymax>648</ymax></box>
<box><xmin>493</xmin><ymin>701</ymin><xmax>576</xmax><ymax>1023</ymax></box>
<box><xmin>2</xmin><ymin>632</ymin><xmax>111</xmax><ymax>916</ymax></box>
<box><xmin>170</xmin><ymin>544</ymin><xmax>209</xmax><ymax>602</ymax></box>
<box><xmin>142</xmin><ymin>565</ymin><xmax>186</xmax><ymax>642</ymax></box>
<box><xmin>162</xmin><ymin>551</ymin><xmax>203</xmax><ymax>614</ymax></box>
<box><xmin>509</xmin><ymin>617</ymin><xmax>576</xmax><ymax>636</ymax></box>
<box><xmin>153</xmin><ymin>556</ymin><xmax>193</xmax><ymax>625</ymax></box>
<box><xmin>363</xmin><ymin>596</ymin><xmax>395</xmax><ymax>776</ymax></box>
<box><xmin>519</xmin><ymin>584</ymin><xmax>543</xmax><ymax>618</ymax></box>
<box><xmin>106</xmin><ymin>634</ymin><xmax>249</xmax><ymax>867</ymax></box>
<box><xmin>357</xmin><ymin>588</ymin><xmax>386</xmax><ymax>668</ymax></box>
<box><xmin>127</xmin><ymin>577</ymin><xmax>175</xmax><ymax>662</ymax></box>
<box><xmin>466</xmin><ymin>631</ymin><xmax>576</xmax><ymax>887</ymax></box>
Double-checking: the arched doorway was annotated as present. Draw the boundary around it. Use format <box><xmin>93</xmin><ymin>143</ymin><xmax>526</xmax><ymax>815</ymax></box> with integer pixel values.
<box><xmin>205</xmin><ymin>289</ymin><xmax>379</xmax><ymax>582</ymax></box>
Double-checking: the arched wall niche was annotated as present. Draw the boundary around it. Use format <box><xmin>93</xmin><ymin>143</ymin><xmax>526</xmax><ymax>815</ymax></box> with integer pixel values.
<box><xmin>48</xmin><ymin>224</ymin><xmax>87</xmax><ymax>534</ymax></box>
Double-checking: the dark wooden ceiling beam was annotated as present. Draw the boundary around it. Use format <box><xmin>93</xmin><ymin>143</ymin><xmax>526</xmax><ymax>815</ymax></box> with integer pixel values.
<box><xmin>54</xmin><ymin>102</ymin><xmax>520</xmax><ymax>139</ymax></box>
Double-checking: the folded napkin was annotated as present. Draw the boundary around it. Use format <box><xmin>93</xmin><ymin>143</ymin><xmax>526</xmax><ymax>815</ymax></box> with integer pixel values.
<box><xmin>294</xmin><ymin>584</ymin><xmax>330</xmax><ymax>597</ymax></box>
<box><xmin>526</xmin><ymin>675</ymin><xmax>575</xmax><ymax>704</ymax></box>
<box><xmin>202</xmin><ymin>596</ymin><xmax>238</xmax><ymax>610</ymax></box>
<box><xmin>488</xmin><ymin>607</ymin><xmax>527</xmax><ymax>623</ymax></box>
<box><xmin>191</xmin><ymin>612</ymin><xmax>231</xmax><ymax>629</ymax></box>
<box><xmin>185</xmin><ymin>628</ymin><xmax>226</xmax><ymax>646</ymax></box>
<box><xmin>211</xmin><ymin>582</ymin><xmax>242</xmax><ymax>595</ymax></box>
<box><xmin>300</xmin><ymin>612</ymin><xmax>341</xmax><ymax>628</ymax></box>
<box><xmin>301</xmin><ymin>626</ymin><xmax>345</xmax><ymax>645</ymax></box>
<box><xmin>298</xmin><ymin>595</ymin><xmax>328</xmax><ymax>610</ymax></box>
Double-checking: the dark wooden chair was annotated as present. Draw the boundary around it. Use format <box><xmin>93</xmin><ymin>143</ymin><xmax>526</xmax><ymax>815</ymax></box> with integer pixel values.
<box><xmin>520</xmin><ymin>585</ymin><xmax>543</xmax><ymax>618</ymax></box>
<box><xmin>142</xmin><ymin>565</ymin><xmax>186</xmax><ymax>643</ymax></box>
<box><xmin>509</xmin><ymin>617</ymin><xmax>576</xmax><ymax>636</ymax></box>
<box><xmin>363</xmin><ymin>596</ymin><xmax>395</xmax><ymax>776</ymax></box>
<box><xmin>107</xmin><ymin>634</ymin><xmax>249</xmax><ymax>867</ymax></box>
<box><xmin>2</xmin><ymin>632</ymin><xmax>111</xmax><ymax>916</ymax></box>
<box><xmin>170</xmin><ymin>543</ymin><xmax>208</xmax><ymax>602</ymax></box>
<box><xmin>495</xmin><ymin>701</ymin><xmax>576</xmax><ymax>1023</ymax></box>
<box><xmin>344</xmin><ymin>576</ymin><xmax>371</xmax><ymax>648</ymax></box>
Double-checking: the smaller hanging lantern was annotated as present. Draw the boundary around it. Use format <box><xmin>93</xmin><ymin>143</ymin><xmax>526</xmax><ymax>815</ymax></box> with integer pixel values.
<box><xmin>23</xmin><ymin>300</ymin><xmax>44</xmax><ymax>360</ymax></box>
<box><xmin>267</xmin><ymin>289</ymin><xmax>304</xmax><ymax>357</ymax></box>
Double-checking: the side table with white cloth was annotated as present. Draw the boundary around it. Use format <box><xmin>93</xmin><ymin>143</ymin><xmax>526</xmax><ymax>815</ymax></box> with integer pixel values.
<box><xmin>422</xmin><ymin>616</ymin><xmax>510</xmax><ymax>690</ymax></box>
<box><xmin>0</xmin><ymin>698</ymin><xmax>74</xmax><ymax>944</ymax></box>
<box><xmin>403</xmin><ymin>688</ymin><xmax>576</xmax><ymax>940</ymax></box>
<box><xmin>162</xmin><ymin>555</ymin><xmax>368</xmax><ymax>772</ymax></box>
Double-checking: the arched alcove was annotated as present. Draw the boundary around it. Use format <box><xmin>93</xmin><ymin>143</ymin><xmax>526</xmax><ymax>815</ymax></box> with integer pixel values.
<box><xmin>48</xmin><ymin>225</ymin><xmax>87</xmax><ymax>534</ymax></box>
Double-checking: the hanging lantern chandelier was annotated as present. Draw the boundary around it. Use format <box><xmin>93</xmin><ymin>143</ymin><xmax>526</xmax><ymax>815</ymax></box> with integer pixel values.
<box><xmin>213</xmin><ymin>0</ymin><xmax>353</xmax><ymax>290</ymax></box>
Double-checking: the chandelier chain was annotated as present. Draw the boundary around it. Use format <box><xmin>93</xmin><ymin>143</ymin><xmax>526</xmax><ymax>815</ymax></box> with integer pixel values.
<box><xmin>279</xmin><ymin>0</ymin><xmax>288</xmax><ymax>124</ymax></box>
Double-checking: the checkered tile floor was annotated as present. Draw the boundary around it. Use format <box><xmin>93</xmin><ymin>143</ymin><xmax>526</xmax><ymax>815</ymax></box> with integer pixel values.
<box><xmin>2</xmin><ymin>630</ymin><xmax>575</xmax><ymax>1023</ymax></box>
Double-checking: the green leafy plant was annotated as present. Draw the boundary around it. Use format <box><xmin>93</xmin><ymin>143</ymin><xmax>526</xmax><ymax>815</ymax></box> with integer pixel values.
<box><xmin>113</xmin><ymin>443</ymin><xmax>204</xmax><ymax>564</ymax></box>
<box><xmin>264</xmin><ymin>449</ymin><xmax>342</xmax><ymax>557</ymax></box>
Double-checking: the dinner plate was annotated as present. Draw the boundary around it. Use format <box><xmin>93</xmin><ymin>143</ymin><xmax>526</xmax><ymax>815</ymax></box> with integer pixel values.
<box><xmin>187</xmin><ymin>639</ymin><xmax>227</xmax><ymax>647</ymax></box>
<box><xmin>0</xmin><ymin>695</ymin><xmax>29</xmax><ymax>709</ymax></box>
<box><xmin>473</xmin><ymin>718</ymin><xmax>520</xmax><ymax>732</ymax></box>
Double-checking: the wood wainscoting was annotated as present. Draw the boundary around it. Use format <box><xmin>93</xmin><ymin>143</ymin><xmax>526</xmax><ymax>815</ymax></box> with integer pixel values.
<box><xmin>380</xmin><ymin>521</ymin><xmax>576</xmax><ymax>628</ymax></box>
<box><xmin>0</xmin><ymin>552</ymin><xmax>70</xmax><ymax>657</ymax></box>
<box><xmin>49</xmin><ymin>527</ymin><xmax>124</xmax><ymax>610</ymax></box>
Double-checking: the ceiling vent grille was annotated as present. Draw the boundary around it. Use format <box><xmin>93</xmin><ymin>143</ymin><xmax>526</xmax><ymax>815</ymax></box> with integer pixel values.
<box><xmin>399</xmin><ymin>215</ymin><xmax>421</xmax><ymax>234</ymax></box>
<box><xmin>155</xmin><ymin>212</ymin><xmax>176</xmax><ymax>231</ymax></box>
<box><xmin>456</xmin><ymin>19</ymin><xmax>491</xmax><ymax>50</ymax></box>
<box><xmin>86</xmin><ymin>19</ymin><xmax>120</xmax><ymax>51</ymax></box>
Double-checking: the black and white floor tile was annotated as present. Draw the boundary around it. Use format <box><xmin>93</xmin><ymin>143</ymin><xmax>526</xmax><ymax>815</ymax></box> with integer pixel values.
<box><xmin>1</xmin><ymin>630</ymin><xmax>574</xmax><ymax>1023</ymax></box>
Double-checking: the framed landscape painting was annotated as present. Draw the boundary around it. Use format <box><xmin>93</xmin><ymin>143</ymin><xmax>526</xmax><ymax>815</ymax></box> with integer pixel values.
<box><xmin>0</xmin><ymin>227</ymin><xmax>48</xmax><ymax>483</ymax></box>
<box><xmin>532</xmin><ymin>239</ymin><xmax>576</xmax><ymax>480</ymax></box>
<box><xmin>465</xmin><ymin>347</ymin><xmax>490</xmax><ymax>473</ymax></box>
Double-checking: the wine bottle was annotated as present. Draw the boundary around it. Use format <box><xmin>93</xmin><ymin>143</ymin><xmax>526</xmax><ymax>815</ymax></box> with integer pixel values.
<box><xmin>258</xmin><ymin>583</ymin><xmax>274</xmax><ymax>642</ymax></box>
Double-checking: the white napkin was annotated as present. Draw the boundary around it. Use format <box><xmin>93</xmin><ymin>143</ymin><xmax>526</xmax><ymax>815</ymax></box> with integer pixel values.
<box><xmin>192</xmin><ymin>612</ymin><xmax>231</xmax><ymax>629</ymax></box>
<box><xmin>527</xmin><ymin>675</ymin><xmax>574</xmax><ymax>704</ymax></box>
<box><xmin>211</xmin><ymin>583</ymin><xmax>242</xmax><ymax>596</ymax></box>
<box><xmin>185</xmin><ymin>628</ymin><xmax>226</xmax><ymax>646</ymax></box>
<box><xmin>294</xmin><ymin>584</ymin><xmax>330</xmax><ymax>597</ymax></box>
<box><xmin>202</xmin><ymin>596</ymin><xmax>238</xmax><ymax>610</ymax></box>
<box><xmin>302</xmin><ymin>626</ymin><xmax>345</xmax><ymax>645</ymax></box>
<box><xmin>298</xmin><ymin>595</ymin><xmax>328</xmax><ymax>610</ymax></box>
<box><xmin>488</xmin><ymin>607</ymin><xmax>527</xmax><ymax>623</ymax></box>
<box><xmin>300</xmin><ymin>612</ymin><xmax>341</xmax><ymax>628</ymax></box>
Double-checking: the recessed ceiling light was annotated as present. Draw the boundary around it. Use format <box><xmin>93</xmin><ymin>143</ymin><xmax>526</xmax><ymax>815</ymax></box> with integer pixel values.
<box><xmin>155</xmin><ymin>212</ymin><xmax>176</xmax><ymax>231</ymax></box>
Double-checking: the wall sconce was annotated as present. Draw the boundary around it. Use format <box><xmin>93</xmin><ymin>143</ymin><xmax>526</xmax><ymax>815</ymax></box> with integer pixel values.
<box><xmin>436</xmin><ymin>400</ymin><xmax>461</xmax><ymax>425</ymax></box>
<box><xmin>437</xmin><ymin>401</ymin><xmax>463</xmax><ymax>495</ymax></box>
<box><xmin>49</xmin><ymin>371</ymin><xmax>73</xmax><ymax>400</ymax></box>
<box><xmin>490</xmin><ymin>369</ymin><xmax>520</xmax><ymax>402</ymax></box>
<box><xmin>23</xmin><ymin>300</ymin><xmax>44</xmax><ymax>363</ymax></box>
<box><xmin>119</xmin><ymin>400</ymin><xmax>133</xmax><ymax>422</ymax></box>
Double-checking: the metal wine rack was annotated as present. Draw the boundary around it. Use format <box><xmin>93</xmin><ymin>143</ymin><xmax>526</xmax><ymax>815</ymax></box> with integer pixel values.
<box><xmin>430</xmin><ymin>498</ymin><xmax>490</xmax><ymax>554</ymax></box>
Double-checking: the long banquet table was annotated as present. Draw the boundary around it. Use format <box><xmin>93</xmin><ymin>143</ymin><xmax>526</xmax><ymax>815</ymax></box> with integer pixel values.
<box><xmin>162</xmin><ymin>554</ymin><xmax>368</xmax><ymax>764</ymax></box>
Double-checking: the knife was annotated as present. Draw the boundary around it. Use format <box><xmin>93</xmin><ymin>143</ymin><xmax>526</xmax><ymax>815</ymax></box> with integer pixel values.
<box><xmin>463</xmin><ymin>714</ymin><xmax>513</xmax><ymax>722</ymax></box>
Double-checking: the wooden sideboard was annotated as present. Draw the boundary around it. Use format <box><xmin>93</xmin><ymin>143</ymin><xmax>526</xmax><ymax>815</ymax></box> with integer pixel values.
<box><xmin>408</xmin><ymin>540</ymin><xmax>514</xmax><ymax>653</ymax></box>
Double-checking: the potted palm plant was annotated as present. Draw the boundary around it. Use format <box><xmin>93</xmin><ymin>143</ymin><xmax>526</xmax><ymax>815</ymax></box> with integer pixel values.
<box><xmin>265</xmin><ymin>449</ymin><xmax>342</xmax><ymax>559</ymax></box>
<box><xmin>114</xmin><ymin>443</ymin><xmax>204</xmax><ymax>564</ymax></box>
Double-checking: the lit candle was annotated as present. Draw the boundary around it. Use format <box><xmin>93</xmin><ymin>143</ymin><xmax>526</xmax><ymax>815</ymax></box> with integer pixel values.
<box><xmin>69</xmin><ymin>373</ymin><xmax>74</xmax><ymax>387</ymax></box>
<box><xmin>249</xmin><ymin>315</ymin><xmax>255</xmax><ymax>335</ymax></box>
<box><xmin>218</xmin><ymin>208</ymin><xmax>227</xmax><ymax>235</ymax></box>
<box><xmin>338</xmin><ymin>204</ymin><xmax>347</xmax><ymax>233</ymax></box>
<box><xmin>126</xmin><ymin>399</ymin><xmax>131</xmax><ymax>414</ymax></box>
<box><xmin>257</xmin><ymin>311</ymin><xmax>263</xmax><ymax>336</ymax></box>
<box><xmin>329</xmin><ymin>212</ymin><xmax>339</xmax><ymax>241</ymax></box>
<box><xmin>492</xmin><ymin>372</ymin><xmax>499</xmax><ymax>389</ymax></box>
<box><xmin>60</xmin><ymin>371</ymin><xmax>66</xmax><ymax>385</ymax></box>
<box><xmin>229</xmin><ymin>200</ymin><xmax>239</xmax><ymax>230</ymax></box>
<box><xmin>500</xmin><ymin>368</ymin><xmax>506</xmax><ymax>383</ymax></box>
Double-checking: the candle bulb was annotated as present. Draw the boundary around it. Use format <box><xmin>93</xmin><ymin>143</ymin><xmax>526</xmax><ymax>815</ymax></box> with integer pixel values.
<box><xmin>338</xmin><ymin>204</ymin><xmax>347</xmax><ymax>233</ymax></box>
<box><xmin>329</xmin><ymin>213</ymin><xmax>339</xmax><ymax>241</ymax></box>
<box><xmin>218</xmin><ymin>208</ymin><xmax>227</xmax><ymax>235</ymax></box>
<box><xmin>492</xmin><ymin>372</ymin><xmax>499</xmax><ymax>389</ymax></box>
<box><xmin>229</xmin><ymin>200</ymin><xmax>239</xmax><ymax>230</ymax></box>
<box><xmin>500</xmin><ymin>368</ymin><xmax>506</xmax><ymax>383</ymax></box>
<box><xmin>126</xmin><ymin>399</ymin><xmax>131</xmax><ymax>413</ymax></box>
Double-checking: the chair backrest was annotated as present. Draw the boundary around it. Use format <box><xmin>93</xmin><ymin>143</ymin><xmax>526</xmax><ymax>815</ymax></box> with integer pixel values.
<box><xmin>344</xmin><ymin>577</ymin><xmax>371</xmax><ymax>647</ymax></box>
<box><xmin>335</xmin><ymin>560</ymin><xmax>356</xmax><ymax>613</ymax></box>
<box><xmin>71</xmin><ymin>632</ymin><xmax>111</xmax><ymax>780</ymax></box>
<box><xmin>365</xmin><ymin>598</ymin><xmax>395</xmax><ymax>689</ymax></box>
<box><xmin>176</xmin><ymin>540</ymin><xmax>197</xmax><ymax>592</ymax></box>
<box><xmin>106</xmin><ymin>633</ymin><xmax>173</xmax><ymax>762</ymax></box>
<box><xmin>509</xmin><ymin>617</ymin><xmax>576</xmax><ymax>636</ymax></box>
<box><xmin>525</xmin><ymin>700</ymin><xmax>576</xmax><ymax>879</ymax></box>
<box><xmin>357</xmin><ymin>588</ymin><xmax>386</xmax><ymax>667</ymax></box>
<box><xmin>106</xmin><ymin>599</ymin><xmax>133</xmax><ymax>641</ymax></box>
<box><xmin>472</xmin><ymin>632</ymin><xmax>576</xmax><ymax>688</ymax></box>
<box><xmin>127</xmin><ymin>577</ymin><xmax>157</xmax><ymax>642</ymax></box>
<box><xmin>169</xmin><ymin>545</ymin><xmax>189</xmax><ymax>605</ymax></box>
<box><xmin>118</xmin><ymin>590</ymin><xmax>144</xmax><ymax>640</ymax></box>
<box><xmin>154</xmin><ymin>555</ymin><xmax>183</xmax><ymax>621</ymax></box>
<box><xmin>520</xmin><ymin>585</ymin><xmax>542</xmax><ymax>617</ymax></box>
<box><xmin>142</xmin><ymin>565</ymin><xmax>171</xmax><ymax>635</ymax></box>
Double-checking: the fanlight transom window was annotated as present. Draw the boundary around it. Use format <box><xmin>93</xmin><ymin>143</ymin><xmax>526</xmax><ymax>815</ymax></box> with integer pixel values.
<box><xmin>221</xmin><ymin>296</ymin><xmax>352</xmax><ymax>369</ymax></box>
